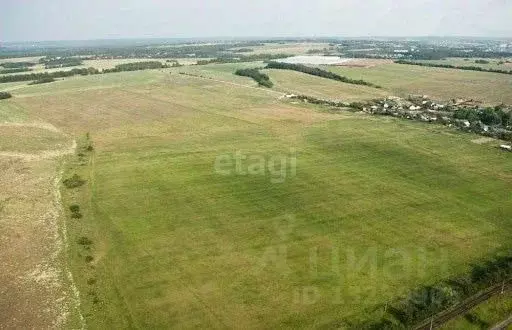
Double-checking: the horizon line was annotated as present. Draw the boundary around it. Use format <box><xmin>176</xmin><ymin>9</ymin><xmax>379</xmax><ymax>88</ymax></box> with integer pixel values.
<box><xmin>2</xmin><ymin>35</ymin><xmax>512</xmax><ymax>45</ymax></box>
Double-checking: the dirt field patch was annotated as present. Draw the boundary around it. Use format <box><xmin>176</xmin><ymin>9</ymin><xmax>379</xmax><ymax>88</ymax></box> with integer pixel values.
<box><xmin>0</xmin><ymin>156</ymin><xmax>82</xmax><ymax>328</ymax></box>
<box><xmin>334</xmin><ymin>58</ymin><xmax>393</xmax><ymax>68</ymax></box>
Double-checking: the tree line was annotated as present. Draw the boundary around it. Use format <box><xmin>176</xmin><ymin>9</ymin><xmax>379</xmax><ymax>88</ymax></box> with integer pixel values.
<box><xmin>28</xmin><ymin>77</ymin><xmax>56</xmax><ymax>85</ymax></box>
<box><xmin>40</xmin><ymin>57</ymin><xmax>83</xmax><ymax>69</ymax></box>
<box><xmin>0</xmin><ymin>61</ymin><xmax>169</xmax><ymax>84</ymax></box>
<box><xmin>0</xmin><ymin>67</ymin><xmax>32</xmax><ymax>74</ymax></box>
<box><xmin>395</xmin><ymin>60</ymin><xmax>512</xmax><ymax>75</ymax></box>
<box><xmin>234</xmin><ymin>68</ymin><xmax>273</xmax><ymax>88</ymax></box>
<box><xmin>265</xmin><ymin>61</ymin><xmax>382</xmax><ymax>88</ymax></box>
<box><xmin>196</xmin><ymin>53</ymin><xmax>291</xmax><ymax>65</ymax></box>
<box><xmin>0</xmin><ymin>42</ymin><xmax>266</xmax><ymax>60</ymax></box>
<box><xmin>0</xmin><ymin>68</ymin><xmax>99</xmax><ymax>84</ymax></box>
<box><xmin>0</xmin><ymin>61</ymin><xmax>36</xmax><ymax>69</ymax></box>
<box><xmin>102</xmin><ymin>61</ymin><xmax>168</xmax><ymax>73</ymax></box>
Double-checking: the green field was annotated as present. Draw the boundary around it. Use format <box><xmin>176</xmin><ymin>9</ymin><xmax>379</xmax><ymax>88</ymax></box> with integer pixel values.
<box><xmin>325</xmin><ymin>63</ymin><xmax>512</xmax><ymax>105</ymax></box>
<box><xmin>1</xmin><ymin>63</ymin><xmax>511</xmax><ymax>328</ymax></box>
<box><xmin>263</xmin><ymin>69</ymin><xmax>388</xmax><ymax>101</ymax></box>
<box><xmin>414</xmin><ymin>58</ymin><xmax>512</xmax><ymax>71</ymax></box>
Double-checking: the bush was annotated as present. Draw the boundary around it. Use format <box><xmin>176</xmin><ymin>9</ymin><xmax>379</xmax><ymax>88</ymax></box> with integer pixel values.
<box><xmin>85</xmin><ymin>255</ymin><xmax>94</xmax><ymax>263</ymax></box>
<box><xmin>479</xmin><ymin>108</ymin><xmax>502</xmax><ymax>125</ymax></box>
<box><xmin>453</xmin><ymin>108</ymin><xmax>480</xmax><ymax>122</ymax></box>
<box><xmin>63</xmin><ymin>174</ymin><xmax>86</xmax><ymax>188</ymax></box>
<box><xmin>71</xmin><ymin>212</ymin><xmax>83</xmax><ymax>219</ymax></box>
<box><xmin>77</xmin><ymin>236</ymin><xmax>93</xmax><ymax>246</ymax></box>
<box><xmin>69</xmin><ymin>204</ymin><xmax>80</xmax><ymax>213</ymax></box>
<box><xmin>0</xmin><ymin>91</ymin><xmax>12</xmax><ymax>100</ymax></box>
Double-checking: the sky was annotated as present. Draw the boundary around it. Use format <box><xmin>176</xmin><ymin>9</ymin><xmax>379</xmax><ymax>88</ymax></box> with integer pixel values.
<box><xmin>1</xmin><ymin>0</ymin><xmax>511</xmax><ymax>42</ymax></box>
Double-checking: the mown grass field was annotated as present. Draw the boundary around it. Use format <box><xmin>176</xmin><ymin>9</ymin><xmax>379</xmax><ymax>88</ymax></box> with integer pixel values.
<box><xmin>1</xmin><ymin>63</ymin><xmax>511</xmax><ymax>328</ymax></box>
<box><xmin>262</xmin><ymin>69</ymin><xmax>388</xmax><ymax>101</ymax></box>
<box><xmin>325</xmin><ymin>63</ymin><xmax>512</xmax><ymax>104</ymax></box>
<box><xmin>413</xmin><ymin>57</ymin><xmax>512</xmax><ymax>71</ymax></box>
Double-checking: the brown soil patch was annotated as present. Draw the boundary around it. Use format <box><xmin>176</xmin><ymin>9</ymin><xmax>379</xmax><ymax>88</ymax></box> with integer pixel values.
<box><xmin>0</xmin><ymin>123</ymin><xmax>82</xmax><ymax>328</ymax></box>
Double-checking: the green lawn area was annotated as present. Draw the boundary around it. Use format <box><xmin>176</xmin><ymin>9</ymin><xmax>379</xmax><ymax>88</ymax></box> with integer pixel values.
<box><xmin>324</xmin><ymin>63</ymin><xmax>512</xmax><ymax>105</ymax></box>
<box><xmin>38</xmin><ymin>69</ymin><xmax>512</xmax><ymax>328</ymax></box>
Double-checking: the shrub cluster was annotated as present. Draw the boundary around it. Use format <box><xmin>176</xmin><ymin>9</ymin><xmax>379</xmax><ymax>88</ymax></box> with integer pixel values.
<box><xmin>77</xmin><ymin>236</ymin><xmax>93</xmax><ymax>246</ymax></box>
<box><xmin>234</xmin><ymin>68</ymin><xmax>273</xmax><ymax>88</ymax></box>
<box><xmin>63</xmin><ymin>174</ymin><xmax>86</xmax><ymax>189</ymax></box>
<box><xmin>0</xmin><ymin>91</ymin><xmax>12</xmax><ymax>100</ymax></box>
<box><xmin>395</xmin><ymin>60</ymin><xmax>512</xmax><ymax>75</ymax></box>
<box><xmin>265</xmin><ymin>61</ymin><xmax>381</xmax><ymax>88</ymax></box>
<box><xmin>69</xmin><ymin>204</ymin><xmax>83</xmax><ymax>219</ymax></box>
<box><xmin>28</xmin><ymin>77</ymin><xmax>56</xmax><ymax>85</ymax></box>
<box><xmin>453</xmin><ymin>107</ymin><xmax>512</xmax><ymax>126</ymax></box>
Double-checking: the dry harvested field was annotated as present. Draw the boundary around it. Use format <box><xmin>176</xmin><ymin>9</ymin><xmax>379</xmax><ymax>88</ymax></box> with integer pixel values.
<box><xmin>334</xmin><ymin>58</ymin><xmax>393</xmax><ymax>68</ymax></box>
<box><xmin>236</xmin><ymin>42</ymin><xmax>332</xmax><ymax>55</ymax></box>
<box><xmin>0</xmin><ymin>120</ymin><xmax>82</xmax><ymax>328</ymax></box>
<box><xmin>0</xmin><ymin>62</ymin><xmax>511</xmax><ymax>329</ymax></box>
